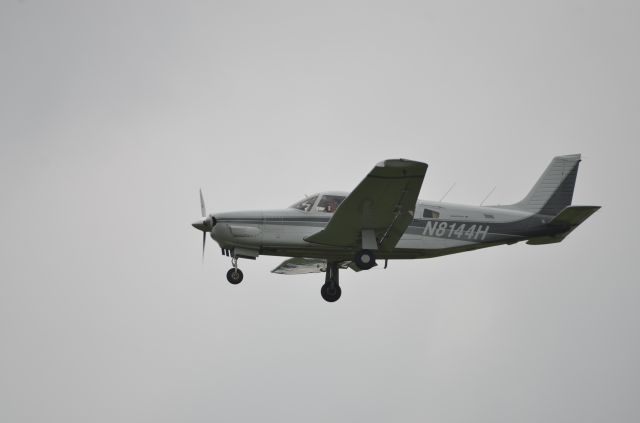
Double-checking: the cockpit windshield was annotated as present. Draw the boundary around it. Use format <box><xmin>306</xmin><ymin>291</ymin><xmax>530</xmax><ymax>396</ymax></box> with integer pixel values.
<box><xmin>289</xmin><ymin>194</ymin><xmax>346</xmax><ymax>213</ymax></box>
<box><xmin>315</xmin><ymin>195</ymin><xmax>346</xmax><ymax>213</ymax></box>
<box><xmin>290</xmin><ymin>195</ymin><xmax>318</xmax><ymax>212</ymax></box>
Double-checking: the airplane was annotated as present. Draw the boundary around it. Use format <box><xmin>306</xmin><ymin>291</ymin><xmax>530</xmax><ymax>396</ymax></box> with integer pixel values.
<box><xmin>192</xmin><ymin>154</ymin><xmax>600</xmax><ymax>302</ymax></box>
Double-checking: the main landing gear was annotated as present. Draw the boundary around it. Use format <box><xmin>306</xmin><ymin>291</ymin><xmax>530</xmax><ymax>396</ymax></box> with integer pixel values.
<box><xmin>226</xmin><ymin>257</ymin><xmax>243</xmax><ymax>284</ymax></box>
<box><xmin>320</xmin><ymin>251</ymin><xmax>377</xmax><ymax>302</ymax></box>
<box><xmin>354</xmin><ymin>249</ymin><xmax>376</xmax><ymax>270</ymax></box>
<box><xmin>321</xmin><ymin>262</ymin><xmax>341</xmax><ymax>302</ymax></box>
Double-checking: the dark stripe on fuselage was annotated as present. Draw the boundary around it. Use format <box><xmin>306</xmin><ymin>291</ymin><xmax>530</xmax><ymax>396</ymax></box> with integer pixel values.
<box><xmin>217</xmin><ymin>213</ymin><xmax>561</xmax><ymax>242</ymax></box>
<box><xmin>218</xmin><ymin>217</ymin><xmax>331</xmax><ymax>223</ymax></box>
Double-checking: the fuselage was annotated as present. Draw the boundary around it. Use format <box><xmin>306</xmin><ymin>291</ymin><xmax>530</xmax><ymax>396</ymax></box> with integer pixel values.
<box><xmin>210</xmin><ymin>192</ymin><xmax>560</xmax><ymax>261</ymax></box>
<box><xmin>193</xmin><ymin>155</ymin><xmax>598</xmax><ymax>302</ymax></box>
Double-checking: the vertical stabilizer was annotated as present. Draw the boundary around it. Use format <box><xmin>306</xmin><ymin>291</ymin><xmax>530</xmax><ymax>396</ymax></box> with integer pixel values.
<box><xmin>511</xmin><ymin>154</ymin><xmax>581</xmax><ymax>215</ymax></box>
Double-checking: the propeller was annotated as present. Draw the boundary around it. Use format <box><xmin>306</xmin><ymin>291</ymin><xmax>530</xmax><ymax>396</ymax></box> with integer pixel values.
<box><xmin>192</xmin><ymin>188</ymin><xmax>216</xmax><ymax>261</ymax></box>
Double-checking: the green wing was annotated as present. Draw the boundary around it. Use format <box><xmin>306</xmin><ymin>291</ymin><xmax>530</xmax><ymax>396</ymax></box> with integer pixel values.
<box><xmin>304</xmin><ymin>159</ymin><xmax>428</xmax><ymax>251</ymax></box>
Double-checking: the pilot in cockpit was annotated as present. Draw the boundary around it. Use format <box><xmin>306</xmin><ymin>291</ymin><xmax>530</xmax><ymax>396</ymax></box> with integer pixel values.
<box><xmin>317</xmin><ymin>195</ymin><xmax>344</xmax><ymax>213</ymax></box>
<box><xmin>325</xmin><ymin>198</ymin><xmax>338</xmax><ymax>213</ymax></box>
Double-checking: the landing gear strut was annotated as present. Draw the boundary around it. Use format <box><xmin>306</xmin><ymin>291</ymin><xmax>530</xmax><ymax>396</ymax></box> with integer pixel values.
<box><xmin>321</xmin><ymin>262</ymin><xmax>341</xmax><ymax>302</ymax></box>
<box><xmin>226</xmin><ymin>257</ymin><xmax>243</xmax><ymax>284</ymax></box>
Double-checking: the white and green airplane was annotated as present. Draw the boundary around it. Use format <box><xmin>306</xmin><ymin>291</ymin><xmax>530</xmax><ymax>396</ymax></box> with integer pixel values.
<box><xmin>192</xmin><ymin>155</ymin><xmax>599</xmax><ymax>302</ymax></box>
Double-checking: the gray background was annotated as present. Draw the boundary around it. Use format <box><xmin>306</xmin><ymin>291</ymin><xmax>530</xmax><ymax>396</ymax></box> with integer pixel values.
<box><xmin>1</xmin><ymin>1</ymin><xmax>638</xmax><ymax>422</ymax></box>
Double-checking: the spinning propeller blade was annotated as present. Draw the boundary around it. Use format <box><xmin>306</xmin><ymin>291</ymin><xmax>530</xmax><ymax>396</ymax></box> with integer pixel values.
<box><xmin>202</xmin><ymin>232</ymin><xmax>206</xmax><ymax>263</ymax></box>
<box><xmin>199</xmin><ymin>188</ymin><xmax>206</xmax><ymax>217</ymax></box>
<box><xmin>194</xmin><ymin>189</ymin><xmax>216</xmax><ymax>262</ymax></box>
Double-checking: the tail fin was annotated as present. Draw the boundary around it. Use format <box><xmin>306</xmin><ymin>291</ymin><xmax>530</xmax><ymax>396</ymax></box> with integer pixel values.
<box><xmin>511</xmin><ymin>154</ymin><xmax>582</xmax><ymax>215</ymax></box>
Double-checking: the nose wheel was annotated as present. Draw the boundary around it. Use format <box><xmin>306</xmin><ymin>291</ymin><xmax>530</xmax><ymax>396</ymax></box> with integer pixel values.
<box><xmin>226</xmin><ymin>257</ymin><xmax>243</xmax><ymax>284</ymax></box>
<box><xmin>226</xmin><ymin>268</ymin><xmax>243</xmax><ymax>284</ymax></box>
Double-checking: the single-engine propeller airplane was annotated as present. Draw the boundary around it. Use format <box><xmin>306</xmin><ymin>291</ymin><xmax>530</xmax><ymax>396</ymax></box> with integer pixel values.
<box><xmin>192</xmin><ymin>154</ymin><xmax>599</xmax><ymax>302</ymax></box>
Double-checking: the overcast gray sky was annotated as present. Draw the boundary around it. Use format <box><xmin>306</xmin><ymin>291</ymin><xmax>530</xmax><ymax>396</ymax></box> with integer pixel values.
<box><xmin>1</xmin><ymin>1</ymin><xmax>639</xmax><ymax>422</ymax></box>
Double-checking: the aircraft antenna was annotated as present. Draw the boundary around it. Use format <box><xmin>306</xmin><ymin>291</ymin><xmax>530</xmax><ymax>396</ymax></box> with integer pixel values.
<box><xmin>480</xmin><ymin>186</ymin><xmax>497</xmax><ymax>206</ymax></box>
<box><xmin>439</xmin><ymin>182</ymin><xmax>456</xmax><ymax>202</ymax></box>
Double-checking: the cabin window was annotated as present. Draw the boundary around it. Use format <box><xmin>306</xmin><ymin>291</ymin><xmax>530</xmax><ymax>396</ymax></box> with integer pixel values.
<box><xmin>316</xmin><ymin>195</ymin><xmax>346</xmax><ymax>213</ymax></box>
<box><xmin>422</xmin><ymin>208</ymin><xmax>440</xmax><ymax>219</ymax></box>
<box><xmin>290</xmin><ymin>195</ymin><xmax>318</xmax><ymax>212</ymax></box>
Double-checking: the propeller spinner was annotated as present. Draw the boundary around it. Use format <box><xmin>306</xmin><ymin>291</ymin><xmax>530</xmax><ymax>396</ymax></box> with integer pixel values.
<box><xmin>192</xmin><ymin>189</ymin><xmax>216</xmax><ymax>261</ymax></box>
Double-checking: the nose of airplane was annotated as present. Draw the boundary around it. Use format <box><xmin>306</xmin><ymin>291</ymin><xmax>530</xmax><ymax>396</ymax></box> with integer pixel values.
<box><xmin>192</xmin><ymin>215</ymin><xmax>216</xmax><ymax>232</ymax></box>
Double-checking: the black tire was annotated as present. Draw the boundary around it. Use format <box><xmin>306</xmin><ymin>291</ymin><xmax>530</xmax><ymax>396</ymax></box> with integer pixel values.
<box><xmin>320</xmin><ymin>283</ymin><xmax>342</xmax><ymax>302</ymax></box>
<box><xmin>354</xmin><ymin>249</ymin><xmax>376</xmax><ymax>270</ymax></box>
<box><xmin>226</xmin><ymin>268</ymin><xmax>243</xmax><ymax>284</ymax></box>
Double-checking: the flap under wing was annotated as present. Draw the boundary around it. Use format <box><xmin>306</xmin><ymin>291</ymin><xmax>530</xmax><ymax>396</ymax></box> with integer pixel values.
<box><xmin>271</xmin><ymin>258</ymin><xmax>351</xmax><ymax>275</ymax></box>
<box><xmin>304</xmin><ymin>159</ymin><xmax>428</xmax><ymax>251</ymax></box>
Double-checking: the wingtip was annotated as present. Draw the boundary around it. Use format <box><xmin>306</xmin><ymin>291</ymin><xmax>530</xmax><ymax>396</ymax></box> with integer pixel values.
<box><xmin>555</xmin><ymin>153</ymin><xmax>582</xmax><ymax>162</ymax></box>
<box><xmin>376</xmin><ymin>158</ymin><xmax>428</xmax><ymax>169</ymax></box>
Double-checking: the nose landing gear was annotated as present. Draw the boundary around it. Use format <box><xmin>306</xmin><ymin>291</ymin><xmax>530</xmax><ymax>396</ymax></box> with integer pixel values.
<box><xmin>226</xmin><ymin>257</ymin><xmax>243</xmax><ymax>284</ymax></box>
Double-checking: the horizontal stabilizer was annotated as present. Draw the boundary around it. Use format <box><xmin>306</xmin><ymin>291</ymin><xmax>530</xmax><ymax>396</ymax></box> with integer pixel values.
<box><xmin>527</xmin><ymin>205</ymin><xmax>600</xmax><ymax>245</ymax></box>
<box><xmin>549</xmin><ymin>205</ymin><xmax>601</xmax><ymax>228</ymax></box>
